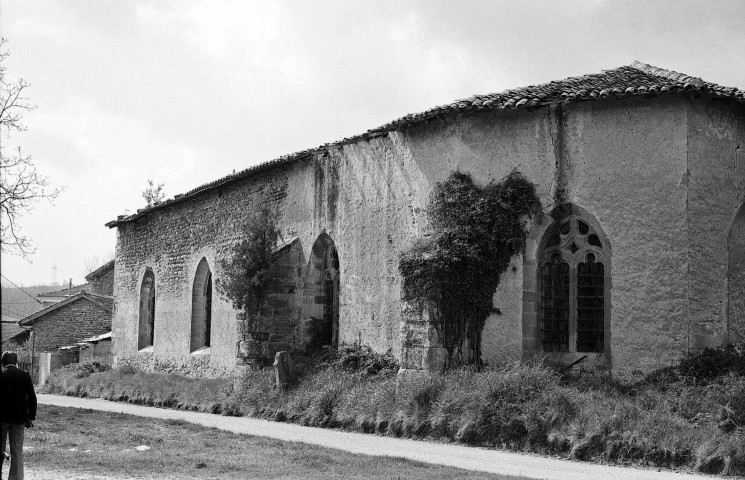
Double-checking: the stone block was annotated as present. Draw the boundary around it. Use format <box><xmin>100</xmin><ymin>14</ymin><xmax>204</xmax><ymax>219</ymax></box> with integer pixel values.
<box><xmin>273</xmin><ymin>351</ymin><xmax>296</xmax><ymax>390</ymax></box>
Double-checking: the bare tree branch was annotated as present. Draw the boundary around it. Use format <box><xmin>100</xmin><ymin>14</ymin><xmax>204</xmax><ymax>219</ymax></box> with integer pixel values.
<box><xmin>0</xmin><ymin>38</ymin><xmax>62</xmax><ymax>258</ymax></box>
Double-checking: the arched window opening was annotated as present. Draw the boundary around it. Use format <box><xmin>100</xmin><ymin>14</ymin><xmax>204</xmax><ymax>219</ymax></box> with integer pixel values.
<box><xmin>538</xmin><ymin>205</ymin><xmax>608</xmax><ymax>353</ymax></box>
<box><xmin>190</xmin><ymin>258</ymin><xmax>213</xmax><ymax>352</ymax></box>
<box><xmin>138</xmin><ymin>268</ymin><xmax>156</xmax><ymax>350</ymax></box>
<box><xmin>323</xmin><ymin>245</ymin><xmax>340</xmax><ymax>347</ymax></box>
<box><xmin>304</xmin><ymin>234</ymin><xmax>340</xmax><ymax>348</ymax></box>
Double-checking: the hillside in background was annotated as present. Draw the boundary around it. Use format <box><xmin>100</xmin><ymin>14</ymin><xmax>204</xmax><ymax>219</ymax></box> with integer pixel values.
<box><xmin>1</xmin><ymin>280</ymin><xmax>63</xmax><ymax>320</ymax></box>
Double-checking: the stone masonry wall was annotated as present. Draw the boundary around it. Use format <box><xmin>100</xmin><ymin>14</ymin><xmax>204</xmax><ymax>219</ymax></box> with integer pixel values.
<box><xmin>687</xmin><ymin>99</ymin><xmax>745</xmax><ymax>346</ymax></box>
<box><xmin>33</xmin><ymin>299</ymin><xmax>112</xmax><ymax>352</ymax></box>
<box><xmin>560</xmin><ymin>96</ymin><xmax>689</xmax><ymax>372</ymax></box>
<box><xmin>88</xmin><ymin>268</ymin><xmax>114</xmax><ymax>296</ymax></box>
<box><xmin>112</xmin><ymin>94</ymin><xmax>745</xmax><ymax>375</ymax></box>
<box><xmin>112</xmin><ymin>106</ymin><xmax>561</xmax><ymax>374</ymax></box>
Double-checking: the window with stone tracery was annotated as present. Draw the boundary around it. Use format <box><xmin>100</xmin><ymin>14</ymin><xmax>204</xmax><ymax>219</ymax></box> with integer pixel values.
<box><xmin>539</xmin><ymin>206</ymin><xmax>607</xmax><ymax>353</ymax></box>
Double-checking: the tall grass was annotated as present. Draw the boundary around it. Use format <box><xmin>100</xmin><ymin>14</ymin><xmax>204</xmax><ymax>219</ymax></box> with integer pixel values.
<box><xmin>43</xmin><ymin>344</ymin><xmax>745</xmax><ymax>476</ymax></box>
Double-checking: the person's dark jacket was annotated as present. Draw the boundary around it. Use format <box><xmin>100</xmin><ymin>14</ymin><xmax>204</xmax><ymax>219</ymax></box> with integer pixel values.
<box><xmin>0</xmin><ymin>365</ymin><xmax>37</xmax><ymax>425</ymax></box>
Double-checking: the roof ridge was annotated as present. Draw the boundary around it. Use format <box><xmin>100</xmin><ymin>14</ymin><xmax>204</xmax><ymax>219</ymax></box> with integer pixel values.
<box><xmin>86</xmin><ymin>292</ymin><xmax>114</xmax><ymax>299</ymax></box>
<box><xmin>627</xmin><ymin>60</ymin><xmax>705</xmax><ymax>87</ymax></box>
<box><xmin>38</xmin><ymin>283</ymin><xmax>89</xmax><ymax>296</ymax></box>
<box><xmin>106</xmin><ymin>62</ymin><xmax>744</xmax><ymax>228</ymax></box>
<box><xmin>85</xmin><ymin>259</ymin><xmax>115</xmax><ymax>281</ymax></box>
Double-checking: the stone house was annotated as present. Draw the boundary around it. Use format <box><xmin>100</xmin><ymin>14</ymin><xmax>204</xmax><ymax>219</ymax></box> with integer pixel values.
<box><xmin>85</xmin><ymin>260</ymin><xmax>115</xmax><ymax>296</ymax></box>
<box><xmin>37</xmin><ymin>283</ymin><xmax>89</xmax><ymax>308</ymax></box>
<box><xmin>79</xmin><ymin>331</ymin><xmax>113</xmax><ymax>364</ymax></box>
<box><xmin>106</xmin><ymin>62</ymin><xmax>745</xmax><ymax>375</ymax></box>
<box><xmin>18</xmin><ymin>292</ymin><xmax>113</xmax><ymax>352</ymax></box>
<box><xmin>16</xmin><ymin>261</ymin><xmax>115</xmax><ymax>354</ymax></box>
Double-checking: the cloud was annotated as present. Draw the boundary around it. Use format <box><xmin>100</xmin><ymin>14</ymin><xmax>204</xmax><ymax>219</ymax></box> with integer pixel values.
<box><xmin>29</xmin><ymin>98</ymin><xmax>202</xmax><ymax>208</ymax></box>
<box><xmin>136</xmin><ymin>1</ymin><xmax>311</xmax><ymax>82</ymax></box>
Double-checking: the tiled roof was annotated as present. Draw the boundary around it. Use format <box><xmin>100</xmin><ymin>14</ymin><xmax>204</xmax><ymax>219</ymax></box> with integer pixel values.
<box><xmin>1</xmin><ymin>320</ymin><xmax>27</xmax><ymax>340</ymax></box>
<box><xmin>38</xmin><ymin>283</ymin><xmax>89</xmax><ymax>298</ymax></box>
<box><xmin>85</xmin><ymin>260</ymin><xmax>115</xmax><ymax>281</ymax></box>
<box><xmin>81</xmin><ymin>331</ymin><xmax>112</xmax><ymax>343</ymax></box>
<box><xmin>20</xmin><ymin>292</ymin><xmax>112</xmax><ymax>326</ymax></box>
<box><xmin>88</xmin><ymin>293</ymin><xmax>114</xmax><ymax>311</ymax></box>
<box><xmin>107</xmin><ymin>61</ymin><xmax>743</xmax><ymax>228</ymax></box>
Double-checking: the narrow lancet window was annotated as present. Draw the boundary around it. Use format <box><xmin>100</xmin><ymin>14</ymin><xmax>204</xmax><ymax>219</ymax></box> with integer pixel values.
<box><xmin>138</xmin><ymin>268</ymin><xmax>156</xmax><ymax>350</ymax></box>
<box><xmin>190</xmin><ymin>258</ymin><xmax>213</xmax><ymax>352</ymax></box>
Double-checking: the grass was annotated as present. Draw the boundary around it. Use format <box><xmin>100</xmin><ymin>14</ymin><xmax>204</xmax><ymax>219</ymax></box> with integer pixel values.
<box><xmin>42</xmin><ymin>343</ymin><xmax>745</xmax><ymax>477</ymax></box>
<box><xmin>24</xmin><ymin>405</ymin><xmax>525</xmax><ymax>479</ymax></box>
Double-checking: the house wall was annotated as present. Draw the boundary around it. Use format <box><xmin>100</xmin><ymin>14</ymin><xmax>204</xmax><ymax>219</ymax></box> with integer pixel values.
<box><xmin>89</xmin><ymin>268</ymin><xmax>114</xmax><ymax>296</ymax></box>
<box><xmin>80</xmin><ymin>340</ymin><xmax>112</xmax><ymax>363</ymax></box>
<box><xmin>31</xmin><ymin>300</ymin><xmax>111</xmax><ymax>352</ymax></box>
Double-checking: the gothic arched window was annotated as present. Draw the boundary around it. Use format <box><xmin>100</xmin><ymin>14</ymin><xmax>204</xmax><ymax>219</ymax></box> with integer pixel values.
<box><xmin>190</xmin><ymin>258</ymin><xmax>213</xmax><ymax>352</ymax></box>
<box><xmin>138</xmin><ymin>268</ymin><xmax>156</xmax><ymax>350</ymax></box>
<box><xmin>322</xmin><ymin>245</ymin><xmax>340</xmax><ymax>347</ymax></box>
<box><xmin>539</xmin><ymin>205</ymin><xmax>608</xmax><ymax>353</ymax></box>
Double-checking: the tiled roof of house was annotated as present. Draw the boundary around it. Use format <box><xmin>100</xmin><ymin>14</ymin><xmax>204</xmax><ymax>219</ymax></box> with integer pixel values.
<box><xmin>81</xmin><ymin>331</ymin><xmax>112</xmax><ymax>343</ymax></box>
<box><xmin>20</xmin><ymin>291</ymin><xmax>113</xmax><ymax>326</ymax></box>
<box><xmin>88</xmin><ymin>293</ymin><xmax>114</xmax><ymax>311</ymax></box>
<box><xmin>38</xmin><ymin>283</ymin><xmax>89</xmax><ymax>298</ymax></box>
<box><xmin>107</xmin><ymin>61</ymin><xmax>744</xmax><ymax>228</ymax></box>
<box><xmin>84</xmin><ymin>260</ymin><xmax>115</xmax><ymax>281</ymax></box>
<box><xmin>1</xmin><ymin>320</ymin><xmax>27</xmax><ymax>340</ymax></box>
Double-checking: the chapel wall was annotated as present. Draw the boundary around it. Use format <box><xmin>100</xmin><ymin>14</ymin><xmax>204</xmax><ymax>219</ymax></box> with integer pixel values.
<box><xmin>397</xmin><ymin>107</ymin><xmax>556</xmax><ymax>368</ymax></box>
<box><xmin>113</xmin><ymin>168</ymin><xmax>293</xmax><ymax>373</ymax></box>
<box><xmin>111</xmin><ymin>94</ymin><xmax>744</xmax><ymax>377</ymax></box>
<box><xmin>112</xmin><ymin>107</ymin><xmax>558</xmax><ymax>374</ymax></box>
<box><xmin>555</xmin><ymin>96</ymin><xmax>690</xmax><ymax>372</ymax></box>
<box><xmin>687</xmin><ymin>99</ymin><xmax>745</xmax><ymax>346</ymax></box>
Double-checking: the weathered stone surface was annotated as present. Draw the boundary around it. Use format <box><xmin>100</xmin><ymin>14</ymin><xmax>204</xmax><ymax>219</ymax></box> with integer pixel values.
<box><xmin>28</xmin><ymin>297</ymin><xmax>111</xmax><ymax>352</ymax></box>
<box><xmin>110</xmin><ymin>92</ymin><xmax>745</xmax><ymax>376</ymax></box>
<box><xmin>273</xmin><ymin>351</ymin><xmax>296</xmax><ymax>390</ymax></box>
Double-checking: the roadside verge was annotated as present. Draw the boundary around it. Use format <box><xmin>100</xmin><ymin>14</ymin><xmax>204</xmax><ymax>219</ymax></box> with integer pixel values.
<box><xmin>37</xmin><ymin>394</ymin><xmax>713</xmax><ymax>480</ymax></box>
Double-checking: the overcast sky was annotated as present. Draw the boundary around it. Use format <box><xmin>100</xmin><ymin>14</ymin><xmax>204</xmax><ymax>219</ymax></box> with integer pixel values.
<box><xmin>1</xmin><ymin>0</ymin><xmax>744</xmax><ymax>287</ymax></box>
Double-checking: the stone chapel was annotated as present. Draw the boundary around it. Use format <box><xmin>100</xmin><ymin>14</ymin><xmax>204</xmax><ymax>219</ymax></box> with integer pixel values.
<box><xmin>106</xmin><ymin>62</ymin><xmax>745</xmax><ymax>375</ymax></box>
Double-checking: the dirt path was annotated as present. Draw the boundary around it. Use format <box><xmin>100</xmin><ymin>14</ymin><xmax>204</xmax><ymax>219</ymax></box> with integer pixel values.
<box><xmin>24</xmin><ymin>468</ymin><xmax>183</xmax><ymax>480</ymax></box>
<box><xmin>36</xmin><ymin>394</ymin><xmax>713</xmax><ymax>480</ymax></box>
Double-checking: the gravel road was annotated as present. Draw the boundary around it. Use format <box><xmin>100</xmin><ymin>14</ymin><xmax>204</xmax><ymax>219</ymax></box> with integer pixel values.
<box><xmin>32</xmin><ymin>394</ymin><xmax>714</xmax><ymax>480</ymax></box>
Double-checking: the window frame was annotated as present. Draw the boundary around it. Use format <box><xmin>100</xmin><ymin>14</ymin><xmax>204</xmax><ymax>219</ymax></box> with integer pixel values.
<box><xmin>537</xmin><ymin>206</ymin><xmax>609</xmax><ymax>355</ymax></box>
<box><xmin>190</xmin><ymin>258</ymin><xmax>213</xmax><ymax>353</ymax></box>
<box><xmin>138</xmin><ymin>268</ymin><xmax>156</xmax><ymax>350</ymax></box>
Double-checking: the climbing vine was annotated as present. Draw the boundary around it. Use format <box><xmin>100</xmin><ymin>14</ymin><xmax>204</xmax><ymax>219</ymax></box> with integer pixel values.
<box><xmin>399</xmin><ymin>170</ymin><xmax>542</xmax><ymax>368</ymax></box>
<box><xmin>216</xmin><ymin>205</ymin><xmax>279</xmax><ymax>335</ymax></box>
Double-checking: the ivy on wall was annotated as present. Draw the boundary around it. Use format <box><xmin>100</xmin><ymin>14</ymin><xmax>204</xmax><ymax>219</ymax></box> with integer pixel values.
<box><xmin>216</xmin><ymin>205</ymin><xmax>279</xmax><ymax>335</ymax></box>
<box><xmin>399</xmin><ymin>170</ymin><xmax>542</xmax><ymax>368</ymax></box>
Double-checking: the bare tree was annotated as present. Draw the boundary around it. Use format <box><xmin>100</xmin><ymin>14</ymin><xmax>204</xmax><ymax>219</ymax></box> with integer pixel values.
<box><xmin>0</xmin><ymin>38</ymin><xmax>61</xmax><ymax>257</ymax></box>
<box><xmin>82</xmin><ymin>249</ymin><xmax>115</xmax><ymax>277</ymax></box>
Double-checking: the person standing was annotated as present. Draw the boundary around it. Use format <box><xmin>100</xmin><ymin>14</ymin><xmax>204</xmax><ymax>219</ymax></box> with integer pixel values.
<box><xmin>1</xmin><ymin>351</ymin><xmax>37</xmax><ymax>480</ymax></box>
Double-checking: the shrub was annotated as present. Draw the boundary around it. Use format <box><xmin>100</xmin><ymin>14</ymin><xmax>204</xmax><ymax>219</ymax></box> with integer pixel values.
<box><xmin>41</xmin><ymin>352</ymin><xmax>745</xmax><ymax>476</ymax></box>
<box><xmin>678</xmin><ymin>343</ymin><xmax>745</xmax><ymax>383</ymax></box>
<box><xmin>399</xmin><ymin>170</ymin><xmax>541</xmax><ymax>367</ymax></box>
<box><xmin>323</xmin><ymin>344</ymin><xmax>399</xmax><ymax>376</ymax></box>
